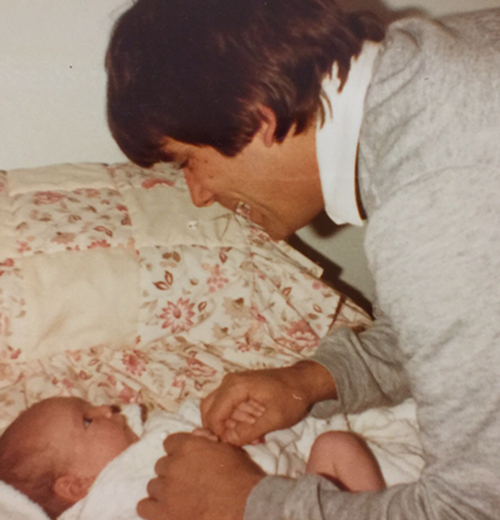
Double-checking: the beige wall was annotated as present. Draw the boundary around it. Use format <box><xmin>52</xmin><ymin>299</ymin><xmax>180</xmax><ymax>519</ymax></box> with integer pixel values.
<box><xmin>383</xmin><ymin>0</ymin><xmax>500</xmax><ymax>16</ymax></box>
<box><xmin>0</xmin><ymin>0</ymin><xmax>130</xmax><ymax>171</ymax></box>
<box><xmin>297</xmin><ymin>0</ymin><xmax>500</xmax><ymax>307</ymax></box>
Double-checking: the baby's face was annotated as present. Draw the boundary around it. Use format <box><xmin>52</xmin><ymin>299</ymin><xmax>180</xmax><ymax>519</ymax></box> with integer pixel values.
<box><xmin>29</xmin><ymin>397</ymin><xmax>139</xmax><ymax>480</ymax></box>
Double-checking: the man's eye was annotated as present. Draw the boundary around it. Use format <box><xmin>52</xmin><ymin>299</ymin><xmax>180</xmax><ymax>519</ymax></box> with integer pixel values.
<box><xmin>83</xmin><ymin>417</ymin><xmax>92</xmax><ymax>427</ymax></box>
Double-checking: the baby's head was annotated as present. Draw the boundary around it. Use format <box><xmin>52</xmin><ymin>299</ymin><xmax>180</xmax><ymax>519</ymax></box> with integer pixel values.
<box><xmin>0</xmin><ymin>396</ymin><xmax>138</xmax><ymax>519</ymax></box>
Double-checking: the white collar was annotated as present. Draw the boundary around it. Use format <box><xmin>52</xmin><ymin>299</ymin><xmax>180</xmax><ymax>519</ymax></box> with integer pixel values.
<box><xmin>316</xmin><ymin>41</ymin><xmax>380</xmax><ymax>226</ymax></box>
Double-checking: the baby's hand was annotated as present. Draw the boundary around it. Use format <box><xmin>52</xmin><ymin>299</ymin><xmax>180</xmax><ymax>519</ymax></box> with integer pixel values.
<box><xmin>223</xmin><ymin>400</ymin><xmax>266</xmax><ymax>445</ymax></box>
<box><xmin>224</xmin><ymin>399</ymin><xmax>265</xmax><ymax>434</ymax></box>
<box><xmin>192</xmin><ymin>427</ymin><xmax>219</xmax><ymax>442</ymax></box>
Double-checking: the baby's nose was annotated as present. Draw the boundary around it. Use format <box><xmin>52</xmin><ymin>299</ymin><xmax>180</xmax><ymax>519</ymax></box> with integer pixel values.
<box><xmin>90</xmin><ymin>404</ymin><xmax>114</xmax><ymax>419</ymax></box>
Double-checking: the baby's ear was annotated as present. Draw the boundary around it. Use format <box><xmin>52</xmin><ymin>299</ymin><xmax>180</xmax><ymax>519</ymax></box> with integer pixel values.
<box><xmin>53</xmin><ymin>474</ymin><xmax>94</xmax><ymax>504</ymax></box>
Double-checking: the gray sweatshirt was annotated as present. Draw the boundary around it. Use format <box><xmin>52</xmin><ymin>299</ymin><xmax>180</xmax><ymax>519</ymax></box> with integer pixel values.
<box><xmin>245</xmin><ymin>9</ymin><xmax>500</xmax><ymax>520</ymax></box>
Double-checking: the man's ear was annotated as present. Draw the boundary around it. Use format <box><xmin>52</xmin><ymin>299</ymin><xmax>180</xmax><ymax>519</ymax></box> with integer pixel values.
<box><xmin>257</xmin><ymin>105</ymin><xmax>278</xmax><ymax>148</ymax></box>
<box><xmin>53</xmin><ymin>474</ymin><xmax>94</xmax><ymax>504</ymax></box>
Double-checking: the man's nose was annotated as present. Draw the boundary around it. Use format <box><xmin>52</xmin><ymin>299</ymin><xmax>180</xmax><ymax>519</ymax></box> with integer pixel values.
<box><xmin>184</xmin><ymin>176</ymin><xmax>216</xmax><ymax>208</ymax></box>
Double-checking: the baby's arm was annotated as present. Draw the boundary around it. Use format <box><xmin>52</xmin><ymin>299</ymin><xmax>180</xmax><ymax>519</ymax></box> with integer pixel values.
<box><xmin>306</xmin><ymin>431</ymin><xmax>385</xmax><ymax>492</ymax></box>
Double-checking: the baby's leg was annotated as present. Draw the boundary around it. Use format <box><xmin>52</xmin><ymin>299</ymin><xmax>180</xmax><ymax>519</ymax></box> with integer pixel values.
<box><xmin>306</xmin><ymin>431</ymin><xmax>385</xmax><ymax>492</ymax></box>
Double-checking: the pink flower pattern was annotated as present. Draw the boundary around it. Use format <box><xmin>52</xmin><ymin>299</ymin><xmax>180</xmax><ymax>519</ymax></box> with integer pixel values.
<box><xmin>0</xmin><ymin>162</ymin><xmax>372</xmax><ymax>433</ymax></box>
<box><xmin>16</xmin><ymin>240</ymin><xmax>32</xmax><ymax>254</ymax></box>
<box><xmin>34</xmin><ymin>191</ymin><xmax>65</xmax><ymax>205</ymax></box>
<box><xmin>122</xmin><ymin>351</ymin><xmax>148</xmax><ymax>376</ymax></box>
<box><xmin>204</xmin><ymin>264</ymin><xmax>229</xmax><ymax>293</ymax></box>
<box><xmin>142</xmin><ymin>178</ymin><xmax>175</xmax><ymax>189</ymax></box>
<box><xmin>88</xmin><ymin>240</ymin><xmax>112</xmax><ymax>249</ymax></box>
<box><xmin>160</xmin><ymin>298</ymin><xmax>196</xmax><ymax>333</ymax></box>
<box><xmin>282</xmin><ymin>320</ymin><xmax>319</xmax><ymax>353</ymax></box>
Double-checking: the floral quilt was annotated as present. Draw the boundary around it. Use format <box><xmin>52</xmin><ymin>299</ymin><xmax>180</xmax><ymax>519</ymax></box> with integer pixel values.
<box><xmin>0</xmin><ymin>162</ymin><xmax>371</xmax><ymax>432</ymax></box>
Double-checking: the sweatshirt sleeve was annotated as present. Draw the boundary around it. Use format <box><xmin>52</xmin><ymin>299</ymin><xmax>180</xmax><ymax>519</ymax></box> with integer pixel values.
<box><xmin>308</xmin><ymin>309</ymin><xmax>411</xmax><ymax>418</ymax></box>
<box><xmin>244</xmin><ymin>473</ymin><xmax>481</xmax><ymax>520</ymax></box>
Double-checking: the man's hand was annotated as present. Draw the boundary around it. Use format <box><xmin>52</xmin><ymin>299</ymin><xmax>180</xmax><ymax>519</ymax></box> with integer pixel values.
<box><xmin>137</xmin><ymin>432</ymin><xmax>266</xmax><ymax>520</ymax></box>
<box><xmin>201</xmin><ymin>361</ymin><xmax>337</xmax><ymax>446</ymax></box>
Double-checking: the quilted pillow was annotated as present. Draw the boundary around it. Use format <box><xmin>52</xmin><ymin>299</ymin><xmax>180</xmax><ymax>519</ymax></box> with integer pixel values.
<box><xmin>0</xmin><ymin>162</ymin><xmax>348</xmax><ymax>363</ymax></box>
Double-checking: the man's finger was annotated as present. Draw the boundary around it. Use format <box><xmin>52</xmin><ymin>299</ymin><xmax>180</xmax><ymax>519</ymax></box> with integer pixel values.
<box><xmin>203</xmin><ymin>385</ymin><xmax>252</xmax><ymax>435</ymax></box>
<box><xmin>146</xmin><ymin>476</ymin><xmax>169</xmax><ymax>499</ymax></box>
<box><xmin>153</xmin><ymin>455</ymin><xmax>169</xmax><ymax>476</ymax></box>
<box><xmin>162</xmin><ymin>431</ymin><xmax>193</xmax><ymax>454</ymax></box>
<box><xmin>137</xmin><ymin>497</ymin><xmax>163</xmax><ymax>520</ymax></box>
<box><xmin>199</xmin><ymin>391</ymin><xmax>215</xmax><ymax>427</ymax></box>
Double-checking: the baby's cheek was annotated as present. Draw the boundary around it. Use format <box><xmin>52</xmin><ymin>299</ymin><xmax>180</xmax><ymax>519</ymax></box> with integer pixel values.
<box><xmin>102</xmin><ymin>431</ymin><xmax>135</xmax><ymax>460</ymax></box>
<box><xmin>125</xmin><ymin>427</ymin><xmax>140</xmax><ymax>444</ymax></box>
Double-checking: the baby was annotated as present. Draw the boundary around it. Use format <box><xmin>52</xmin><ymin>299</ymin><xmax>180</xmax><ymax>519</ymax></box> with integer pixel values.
<box><xmin>0</xmin><ymin>397</ymin><xmax>385</xmax><ymax>519</ymax></box>
<box><xmin>0</xmin><ymin>397</ymin><xmax>140</xmax><ymax>519</ymax></box>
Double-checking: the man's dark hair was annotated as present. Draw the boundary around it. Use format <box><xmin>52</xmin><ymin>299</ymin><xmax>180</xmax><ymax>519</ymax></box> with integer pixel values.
<box><xmin>106</xmin><ymin>0</ymin><xmax>385</xmax><ymax>167</ymax></box>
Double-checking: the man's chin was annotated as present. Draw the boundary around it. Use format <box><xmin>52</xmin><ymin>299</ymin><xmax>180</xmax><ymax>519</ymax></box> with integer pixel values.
<box><xmin>262</xmin><ymin>221</ymin><xmax>295</xmax><ymax>241</ymax></box>
<box><xmin>241</xmin><ymin>206</ymin><xmax>295</xmax><ymax>241</ymax></box>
